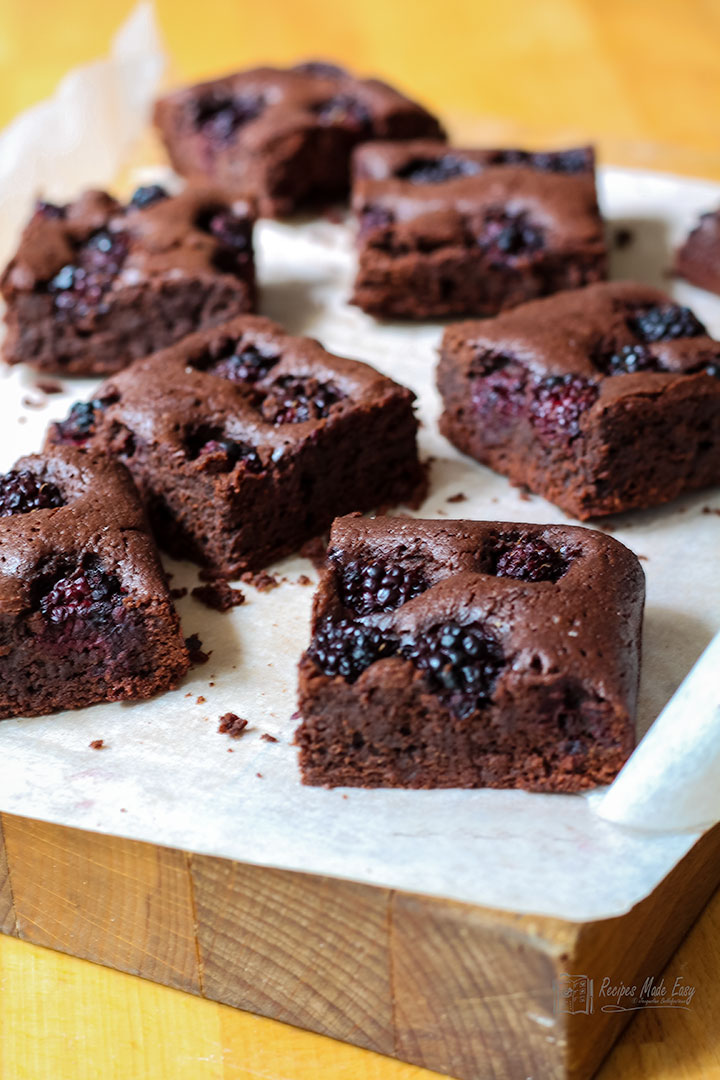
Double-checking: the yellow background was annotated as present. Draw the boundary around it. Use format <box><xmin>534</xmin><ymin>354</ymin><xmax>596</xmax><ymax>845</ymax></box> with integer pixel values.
<box><xmin>2</xmin><ymin>0</ymin><xmax>720</xmax><ymax>1077</ymax></box>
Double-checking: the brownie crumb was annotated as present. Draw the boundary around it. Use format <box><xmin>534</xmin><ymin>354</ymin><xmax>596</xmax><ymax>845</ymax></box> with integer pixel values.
<box><xmin>613</xmin><ymin>227</ymin><xmax>635</xmax><ymax>250</ymax></box>
<box><xmin>241</xmin><ymin>569</ymin><xmax>280</xmax><ymax>592</ymax></box>
<box><xmin>300</xmin><ymin>535</ymin><xmax>328</xmax><ymax>569</ymax></box>
<box><xmin>256</xmin><ymin>772</ymin><xmax>263</xmax><ymax>778</ymax></box>
<box><xmin>192</xmin><ymin>580</ymin><xmax>246</xmax><ymax>611</ymax></box>
<box><xmin>297</xmin><ymin>574</ymin><xmax>313</xmax><ymax>586</ymax></box>
<box><xmin>196</xmin><ymin>695</ymin><xmax>206</xmax><ymax>704</ymax></box>
<box><xmin>261</xmin><ymin>733</ymin><xmax>279</xmax><ymax>743</ymax></box>
<box><xmin>446</xmin><ymin>492</ymin><xmax>467</xmax><ymax>504</ymax></box>
<box><xmin>89</xmin><ymin>739</ymin><xmax>105</xmax><ymax>750</ymax></box>
<box><xmin>35</xmin><ymin>378</ymin><xmax>64</xmax><ymax>394</ymax></box>
<box><xmin>637</xmin><ymin>554</ymin><xmax>649</xmax><ymax>561</ymax></box>
<box><xmin>702</xmin><ymin>505</ymin><xmax>720</xmax><ymax>516</ymax></box>
<box><xmin>185</xmin><ymin>633</ymin><xmax>210</xmax><ymax>664</ymax></box>
<box><xmin>21</xmin><ymin>395</ymin><xmax>46</xmax><ymax>410</ymax></box>
<box><xmin>219</xmin><ymin>712</ymin><xmax>248</xmax><ymax>737</ymax></box>
<box><xmin>171</xmin><ymin>586</ymin><xmax>188</xmax><ymax>599</ymax></box>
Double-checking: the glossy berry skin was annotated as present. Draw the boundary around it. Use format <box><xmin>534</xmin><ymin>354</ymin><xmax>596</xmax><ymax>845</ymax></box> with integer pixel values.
<box><xmin>472</xmin><ymin>361</ymin><xmax>527</xmax><ymax>421</ymax></box>
<box><xmin>40</xmin><ymin>561</ymin><xmax>125</xmax><ymax>631</ymax></box>
<box><xmin>529</xmin><ymin>374</ymin><xmax>599</xmax><ymax>444</ymax></box>
<box><xmin>204</xmin><ymin>343</ymin><xmax>279</xmax><ymax>384</ymax></box>
<box><xmin>597</xmin><ymin>343</ymin><xmax>659</xmax><ymax>375</ymax></box>
<box><xmin>188</xmin><ymin>433</ymin><xmax>263</xmax><ymax>473</ymax></box>
<box><xmin>398</xmin><ymin>155</ymin><xmax>481</xmax><ymax>185</ymax></box>
<box><xmin>261</xmin><ymin>375</ymin><xmax>343</xmax><ymax>424</ymax></box>
<box><xmin>706</xmin><ymin>363</ymin><xmax>720</xmax><ymax>379</ymax></box>
<box><xmin>335</xmin><ymin>558</ymin><xmax>428</xmax><ymax>615</ymax></box>
<box><xmin>193</xmin><ymin>92</ymin><xmax>266</xmax><ymax>143</ymax></box>
<box><xmin>313</xmin><ymin>94</ymin><xmax>372</xmax><ymax>132</ymax></box>
<box><xmin>129</xmin><ymin>185</ymin><xmax>169</xmax><ymax>209</ymax></box>
<box><xmin>49</xmin><ymin>229</ymin><xmax>129</xmax><ymax>319</ymax></box>
<box><xmin>0</xmin><ymin>470</ymin><xmax>64</xmax><ymax>517</ymax></box>
<box><xmin>51</xmin><ymin>399</ymin><xmax>105</xmax><ymax>445</ymax></box>
<box><xmin>478</xmin><ymin>210</ymin><xmax>544</xmax><ymax>261</ymax></box>
<box><xmin>309</xmin><ymin>617</ymin><xmax>396</xmax><ymax>681</ymax></box>
<box><xmin>494</xmin><ymin>537</ymin><xmax>568</xmax><ymax>582</ymax></box>
<box><xmin>400</xmin><ymin>621</ymin><xmax>503</xmax><ymax>717</ymax></box>
<box><xmin>628</xmin><ymin>303</ymin><xmax>705</xmax><ymax>343</ymax></box>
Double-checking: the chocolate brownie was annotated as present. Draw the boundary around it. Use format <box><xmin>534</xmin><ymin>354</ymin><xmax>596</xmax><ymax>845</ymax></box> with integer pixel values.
<box><xmin>153</xmin><ymin>62</ymin><xmax>445</xmax><ymax>217</ymax></box>
<box><xmin>437</xmin><ymin>282</ymin><xmax>720</xmax><ymax>519</ymax></box>
<box><xmin>1</xmin><ymin>185</ymin><xmax>255</xmax><ymax>375</ymax></box>
<box><xmin>295</xmin><ymin>514</ymin><xmax>644</xmax><ymax>791</ymax></box>
<box><xmin>675</xmin><ymin>208</ymin><xmax>720</xmax><ymax>295</ymax></box>
<box><xmin>0</xmin><ymin>446</ymin><xmax>189</xmax><ymax>719</ymax></box>
<box><xmin>46</xmin><ymin>315</ymin><xmax>425</xmax><ymax>576</ymax></box>
<box><xmin>350</xmin><ymin>142</ymin><xmax>607</xmax><ymax>319</ymax></box>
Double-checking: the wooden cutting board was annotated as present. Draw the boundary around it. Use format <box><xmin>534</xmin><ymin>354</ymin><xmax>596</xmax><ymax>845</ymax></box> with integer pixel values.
<box><xmin>2</xmin><ymin>811</ymin><xmax>719</xmax><ymax>1080</ymax></box>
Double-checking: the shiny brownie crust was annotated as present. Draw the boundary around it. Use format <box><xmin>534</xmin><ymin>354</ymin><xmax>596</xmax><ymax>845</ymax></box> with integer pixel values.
<box><xmin>437</xmin><ymin>281</ymin><xmax>720</xmax><ymax>518</ymax></box>
<box><xmin>351</xmin><ymin>142</ymin><xmax>607</xmax><ymax>319</ymax></box>
<box><xmin>46</xmin><ymin>315</ymin><xmax>425</xmax><ymax>577</ymax></box>
<box><xmin>296</xmin><ymin>514</ymin><xmax>644</xmax><ymax>792</ymax></box>
<box><xmin>1</xmin><ymin>187</ymin><xmax>256</xmax><ymax>375</ymax></box>
<box><xmin>154</xmin><ymin>62</ymin><xmax>445</xmax><ymax>218</ymax></box>
<box><xmin>0</xmin><ymin>446</ymin><xmax>189</xmax><ymax>719</ymax></box>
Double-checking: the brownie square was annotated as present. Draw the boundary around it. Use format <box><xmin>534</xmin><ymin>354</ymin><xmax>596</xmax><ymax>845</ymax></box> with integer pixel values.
<box><xmin>153</xmin><ymin>62</ymin><xmax>445</xmax><ymax>217</ymax></box>
<box><xmin>45</xmin><ymin>315</ymin><xmax>425</xmax><ymax>577</ymax></box>
<box><xmin>350</xmin><ymin>141</ymin><xmax>607</xmax><ymax>319</ymax></box>
<box><xmin>437</xmin><ymin>282</ymin><xmax>720</xmax><ymax>519</ymax></box>
<box><xmin>296</xmin><ymin>515</ymin><xmax>644</xmax><ymax>792</ymax></box>
<box><xmin>1</xmin><ymin>185</ymin><xmax>256</xmax><ymax>375</ymax></box>
<box><xmin>675</xmin><ymin>208</ymin><xmax>720</xmax><ymax>296</ymax></box>
<box><xmin>0</xmin><ymin>446</ymin><xmax>189</xmax><ymax>719</ymax></box>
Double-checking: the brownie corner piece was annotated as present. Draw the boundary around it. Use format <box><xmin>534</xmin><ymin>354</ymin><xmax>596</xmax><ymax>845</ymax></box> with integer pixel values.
<box><xmin>350</xmin><ymin>142</ymin><xmax>607</xmax><ymax>319</ymax></box>
<box><xmin>675</xmin><ymin>208</ymin><xmax>720</xmax><ymax>296</ymax></box>
<box><xmin>295</xmin><ymin>515</ymin><xmax>644</xmax><ymax>792</ymax></box>
<box><xmin>1</xmin><ymin>184</ymin><xmax>256</xmax><ymax>375</ymax></box>
<box><xmin>0</xmin><ymin>445</ymin><xmax>189</xmax><ymax>720</ymax></box>
<box><xmin>153</xmin><ymin>62</ymin><xmax>445</xmax><ymax>217</ymax></box>
<box><xmin>45</xmin><ymin>315</ymin><xmax>425</xmax><ymax>577</ymax></box>
<box><xmin>437</xmin><ymin>281</ymin><xmax>720</xmax><ymax>518</ymax></box>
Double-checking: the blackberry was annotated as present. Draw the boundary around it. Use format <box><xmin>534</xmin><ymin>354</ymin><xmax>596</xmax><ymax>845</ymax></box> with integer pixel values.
<box><xmin>471</xmin><ymin>359</ymin><xmax>527</xmax><ymax>420</ymax></box>
<box><xmin>528</xmin><ymin>148</ymin><xmax>591</xmax><ymax>174</ymax></box>
<box><xmin>400</xmin><ymin>621</ymin><xmax>503</xmax><ymax>716</ymax></box>
<box><xmin>335</xmin><ymin>557</ymin><xmax>428</xmax><ymax>615</ymax></box>
<box><xmin>129</xmin><ymin>184</ymin><xmax>169</xmax><ymax>209</ymax></box>
<box><xmin>595</xmin><ymin>343</ymin><xmax>660</xmax><ymax>376</ymax></box>
<box><xmin>477</xmin><ymin>209</ymin><xmax>544</xmax><ymax>260</ymax></box>
<box><xmin>494</xmin><ymin>537</ymin><xmax>568</xmax><ymax>582</ymax></box>
<box><xmin>309</xmin><ymin>617</ymin><xmax>396</xmax><ymax>681</ymax></box>
<box><xmin>186</xmin><ymin>430</ymin><xmax>263</xmax><ymax>473</ymax></box>
<box><xmin>397</xmin><ymin>155</ymin><xmax>481</xmax><ymax>185</ymax></box>
<box><xmin>202</xmin><ymin>342</ymin><xmax>280</xmax><ymax>384</ymax></box>
<box><xmin>359</xmin><ymin>205</ymin><xmax>394</xmax><ymax>237</ymax></box>
<box><xmin>261</xmin><ymin>375</ymin><xmax>343</xmax><ymax>424</ymax></box>
<box><xmin>0</xmin><ymin>470</ymin><xmax>64</xmax><ymax>517</ymax></box>
<box><xmin>705</xmin><ymin>363</ymin><xmax>720</xmax><ymax>379</ymax></box>
<box><xmin>34</xmin><ymin>200</ymin><xmax>66</xmax><ymax>219</ymax></box>
<box><xmin>313</xmin><ymin>94</ymin><xmax>372</xmax><ymax>133</ymax></box>
<box><xmin>628</xmin><ymin>303</ymin><xmax>705</xmax><ymax>343</ymax></box>
<box><xmin>49</xmin><ymin>228</ymin><xmax>129</xmax><ymax>319</ymax></box>
<box><xmin>51</xmin><ymin>398</ymin><xmax>106</xmax><ymax>445</ymax></box>
<box><xmin>40</xmin><ymin>560</ymin><xmax>124</xmax><ymax>628</ymax></box>
<box><xmin>193</xmin><ymin>92</ymin><xmax>265</xmax><ymax>142</ymax></box>
<box><xmin>529</xmin><ymin>374</ymin><xmax>599</xmax><ymax>443</ymax></box>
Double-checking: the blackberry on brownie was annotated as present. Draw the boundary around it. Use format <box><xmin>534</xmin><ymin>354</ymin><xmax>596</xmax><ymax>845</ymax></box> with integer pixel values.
<box><xmin>46</xmin><ymin>315</ymin><xmax>425</xmax><ymax>577</ymax></box>
<box><xmin>0</xmin><ymin>446</ymin><xmax>188</xmax><ymax>719</ymax></box>
<box><xmin>437</xmin><ymin>281</ymin><xmax>720</xmax><ymax>519</ymax></box>
<box><xmin>350</xmin><ymin>141</ymin><xmax>607</xmax><ymax>319</ymax></box>
<box><xmin>296</xmin><ymin>515</ymin><xmax>644</xmax><ymax>791</ymax></box>
<box><xmin>1</xmin><ymin>186</ymin><xmax>256</xmax><ymax>375</ymax></box>
<box><xmin>153</xmin><ymin>62</ymin><xmax>445</xmax><ymax>217</ymax></box>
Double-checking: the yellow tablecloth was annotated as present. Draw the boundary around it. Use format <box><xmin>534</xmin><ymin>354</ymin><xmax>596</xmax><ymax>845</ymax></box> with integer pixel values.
<box><xmin>1</xmin><ymin>1</ymin><xmax>720</xmax><ymax>1076</ymax></box>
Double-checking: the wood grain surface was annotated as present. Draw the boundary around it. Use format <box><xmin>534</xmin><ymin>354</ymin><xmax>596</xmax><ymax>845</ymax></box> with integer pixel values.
<box><xmin>1</xmin><ymin>1</ymin><xmax>720</xmax><ymax>1077</ymax></box>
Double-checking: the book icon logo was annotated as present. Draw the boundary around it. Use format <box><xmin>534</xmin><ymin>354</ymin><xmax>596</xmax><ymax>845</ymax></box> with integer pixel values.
<box><xmin>554</xmin><ymin>974</ymin><xmax>594</xmax><ymax>1015</ymax></box>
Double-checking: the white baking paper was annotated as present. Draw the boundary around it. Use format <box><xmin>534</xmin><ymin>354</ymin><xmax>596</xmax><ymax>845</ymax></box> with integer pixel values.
<box><xmin>0</xmin><ymin>24</ymin><xmax>719</xmax><ymax>921</ymax></box>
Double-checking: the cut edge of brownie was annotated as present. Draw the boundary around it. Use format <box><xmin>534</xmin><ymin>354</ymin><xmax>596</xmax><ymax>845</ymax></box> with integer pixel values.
<box><xmin>0</xmin><ymin>446</ymin><xmax>189</xmax><ymax>720</ymax></box>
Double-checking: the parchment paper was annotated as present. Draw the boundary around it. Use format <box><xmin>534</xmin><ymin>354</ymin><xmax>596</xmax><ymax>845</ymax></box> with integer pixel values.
<box><xmin>0</xmin><ymin>7</ymin><xmax>718</xmax><ymax>921</ymax></box>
